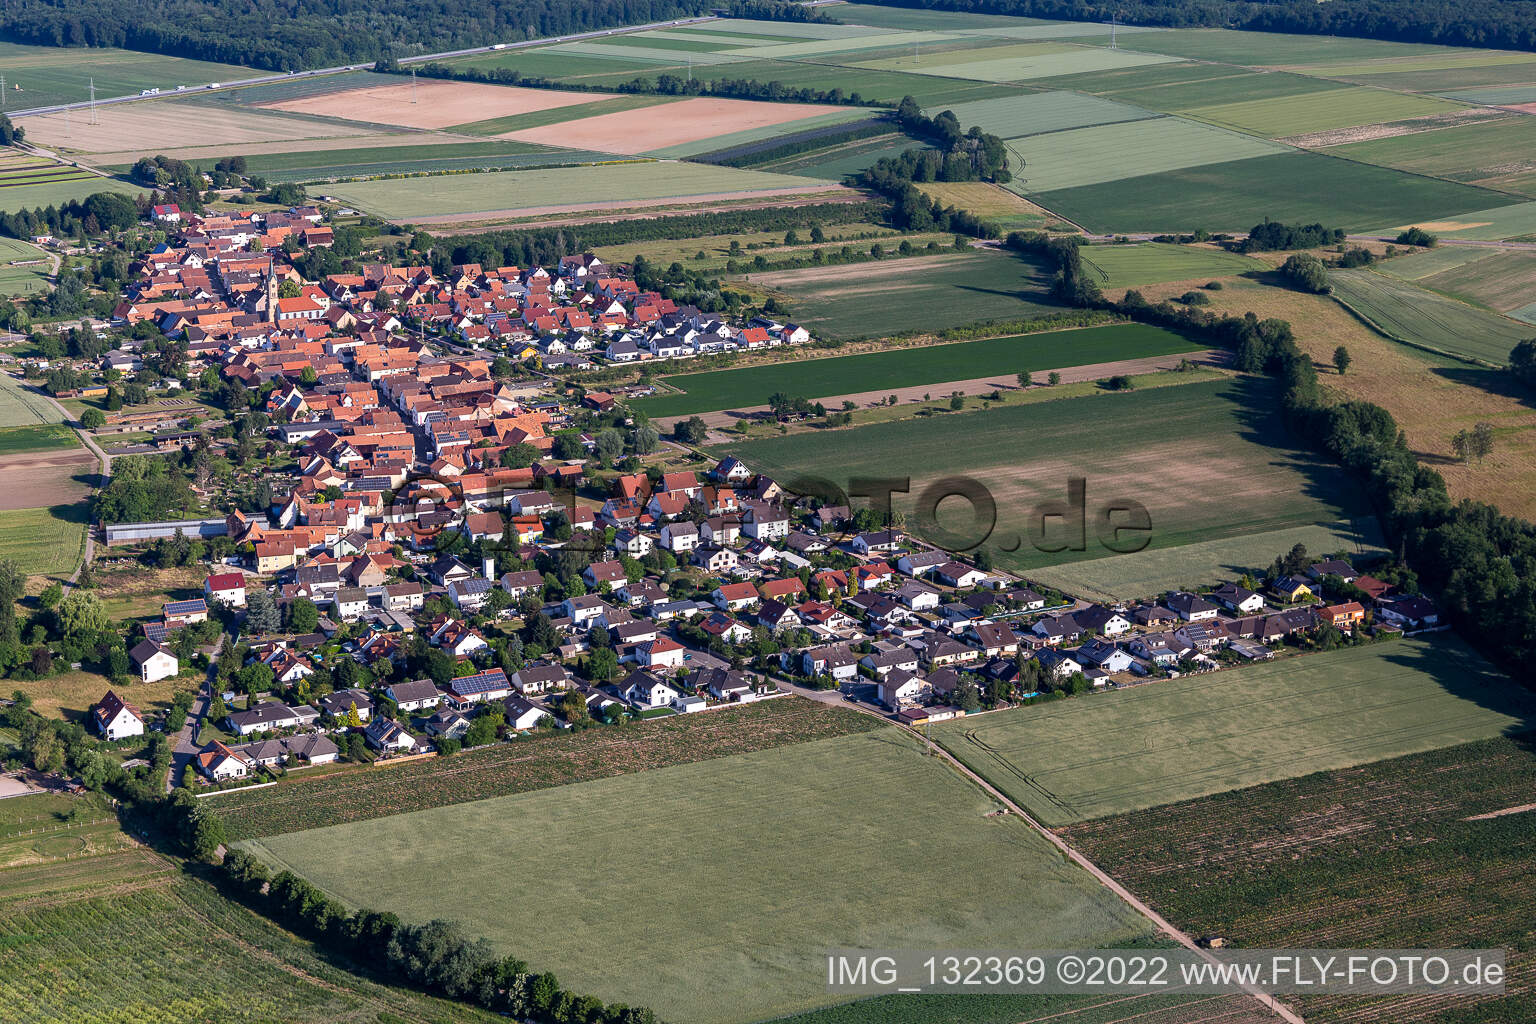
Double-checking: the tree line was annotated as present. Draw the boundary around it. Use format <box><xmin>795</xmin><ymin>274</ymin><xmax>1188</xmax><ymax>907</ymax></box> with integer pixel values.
<box><xmin>1007</xmin><ymin>228</ymin><xmax>1536</xmax><ymax>678</ymax></box>
<box><xmin>695</xmin><ymin>116</ymin><xmax>897</xmax><ymax>168</ymax></box>
<box><xmin>398</xmin><ymin>60</ymin><xmax>880</xmax><ymax>108</ymax></box>
<box><xmin>849</xmin><ymin>0</ymin><xmax>1536</xmax><ymax>53</ymax></box>
<box><xmin>216</xmin><ymin>852</ymin><xmax>663</xmax><ymax>1023</ymax></box>
<box><xmin>0</xmin><ymin>190</ymin><xmax>145</xmax><ymax>242</ymax></box>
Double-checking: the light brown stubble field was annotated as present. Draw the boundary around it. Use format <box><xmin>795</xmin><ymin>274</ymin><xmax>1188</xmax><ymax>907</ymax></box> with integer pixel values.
<box><xmin>504</xmin><ymin>97</ymin><xmax>851</xmax><ymax>153</ymax></box>
<box><xmin>260</xmin><ymin>80</ymin><xmax>614</xmax><ymax>130</ymax></box>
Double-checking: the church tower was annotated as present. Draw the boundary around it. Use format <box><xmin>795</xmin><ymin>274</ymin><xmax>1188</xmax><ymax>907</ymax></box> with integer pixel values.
<box><xmin>265</xmin><ymin>264</ymin><xmax>279</xmax><ymax>324</ymax></box>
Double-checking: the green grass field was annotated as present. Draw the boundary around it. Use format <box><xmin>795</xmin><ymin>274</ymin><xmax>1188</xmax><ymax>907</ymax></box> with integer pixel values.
<box><xmin>1324</xmin><ymin>114</ymin><xmax>1536</xmax><ymax>195</ymax></box>
<box><xmin>0</xmin><ymin>41</ymin><xmax>258</xmax><ymax>109</ymax></box>
<box><xmin>1026</xmin><ymin>521</ymin><xmax>1384</xmax><ymax>603</ymax></box>
<box><xmin>1077</xmin><ymin>243</ymin><xmax>1263</xmax><ymax>287</ymax></box>
<box><xmin>323</xmin><ymin>162</ymin><xmax>835</xmax><ymax>220</ymax></box>
<box><xmin>1181</xmin><ymin>86</ymin><xmax>1463</xmax><ymax>139</ymax></box>
<box><xmin>0</xmin><ymin>507</ymin><xmax>86</xmax><ymax>576</ymax></box>
<box><xmin>1035</xmin><ymin>151</ymin><xmax>1508</xmax><ymax>233</ymax></box>
<box><xmin>0</xmin><ymin>373</ymin><xmax>63</xmax><ymax>427</ymax></box>
<box><xmin>1061</xmin><ymin>734</ymin><xmax>1536</xmax><ymax>1022</ymax></box>
<box><xmin>748</xmin><ymin>248</ymin><xmax>1061</xmax><ymax>339</ymax></box>
<box><xmin>861</xmin><ymin>44</ymin><xmax>1180</xmax><ymax>83</ymax></box>
<box><xmin>1329</xmin><ymin>268</ymin><xmax>1533</xmax><ymax>364</ymax></box>
<box><xmin>935</xmin><ymin>634</ymin><xmax>1534</xmax><ymax>826</ymax></box>
<box><xmin>937</xmin><ymin>90</ymin><xmax>1156</xmax><ymax>138</ymax></box>
<box><xmin>0</xmin><ymin>173</ymin><xmax>141</xmax><ymax>215</ymax></box>
<box><xmin>633</xmin><ymin>323</ymin><xmax>1200</xmax><ymax>417</ymax></box>
<box><xmin>0</xmin><ymin>237</ymin><xmax>51</xmax><ymax>295</ymax></box>
<box><xmin>1007</xmin><ymin>116</ymin><xmax>1288</xmax><ymax>193</ymax></box>
<box><xmin>718</xmin><ymin>375</ymin><xmax>1367</xmax><ymax>572</ymax></box>
<box><xmin>1072</xmin><ymin>69</ymin><xmax>1340</xmax><ymax>114</ymax></box>
<box><xmin>0</xmin><ymin>423</ymin><xmax>77</xmax><ymax>454</ymax></box>
<box><xmin>240</xmin><ymin>728</ymin><xmax>1156</xmax><ymax>1024</ymax></box>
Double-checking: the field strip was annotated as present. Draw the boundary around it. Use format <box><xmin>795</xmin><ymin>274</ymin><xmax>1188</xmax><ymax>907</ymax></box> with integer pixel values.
<box><xmin>693</xmin><ymin>350</ymin><xmax>1224</xmax><ymax>429</ymax></box>
<box><xmin>399</xmin><ymin>182</ymin><xmax>851</xmax><ymax>225</ymax></box>
<box><xmin>1464</xmin><ymin>802</ymin><xmax>1536</xmax><ymax>821</ymax></box>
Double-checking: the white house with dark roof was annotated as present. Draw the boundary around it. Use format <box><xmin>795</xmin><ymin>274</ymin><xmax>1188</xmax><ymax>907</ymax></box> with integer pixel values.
<box><xmin>92</xmin><ymin>690</ymin><xmax>145</xmax><ymax>740</ymax></box>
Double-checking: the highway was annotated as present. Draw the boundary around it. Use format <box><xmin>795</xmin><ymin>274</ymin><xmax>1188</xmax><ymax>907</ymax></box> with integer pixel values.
<box><xmin>5</xmin><ymin>15</ymin><xmax>722</xmax><ymax>119</ymax></box>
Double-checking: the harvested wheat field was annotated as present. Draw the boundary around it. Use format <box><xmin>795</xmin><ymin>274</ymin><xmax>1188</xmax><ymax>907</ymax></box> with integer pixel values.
<box><xmin>503</xmin><ymin>97</ymin><xmax>851</xmax><ymax>154</ymax></box>
<box><xmin>1127</xmin><ymin>275</ymin><xmax>1536</xmax><ymax>517</ymax></box>
<box><xmin>23</xmin><ymin>101</ymin><xmax>371</xmax><ymax>154</ymax></box>
<box><xmin>0</xmin><ymin>449</ymin><xmax>96</xmax><ymax>510</ymax></box>
<box><xmin>260</xmin><ymin>79</ymin><xmax>613</xmax><ymax>130</ymax></box>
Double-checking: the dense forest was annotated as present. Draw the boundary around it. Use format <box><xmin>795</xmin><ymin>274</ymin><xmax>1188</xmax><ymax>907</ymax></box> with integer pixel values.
<box><xmin>0</xmin><ymin>0</ymin><xmax>821</xmax><ymax>72</ymax></box>
<box><xmin>857</xmin><ymin>0</ymin><xmax>1536</xmax><ymax>52</ymax></box>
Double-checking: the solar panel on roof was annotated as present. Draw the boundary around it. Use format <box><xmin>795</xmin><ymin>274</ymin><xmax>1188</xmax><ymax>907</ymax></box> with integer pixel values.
<box><xmin>164</xmin><ymin>599</ymin><xmax>207</xmax><ymax>615</ymax></box>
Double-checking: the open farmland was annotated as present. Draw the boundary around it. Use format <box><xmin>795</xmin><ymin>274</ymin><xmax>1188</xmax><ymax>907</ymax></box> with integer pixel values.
<box><xmin>1027</xmin><ymin>521</ymin><xmax>1383</xmax><ymax>603</ymax></box>
<box><xmin>0</xmin><ymin>849</ymin><xmax>502</xmax><ymax>1024</ymax></box>
<box><xmin>240</xmin><ymin>728</ymin><xmax>1156</xmax><ymax>1024</ymax></box>
<box><xmin>756</xmin><ymin>133</ymin><xmax>932</xmax><ymax>180</ymax></box>
<box><xmin>747</xmin><ymin>248</ymin><xmax>1061</xmax><ymax>338</ymax></box>
<box><xmin>771</xmin><ymin>992</ymin><xmax>1285</xmax><ymax>1024</ymax></box>
<box><xmin>1078</xmin><ymin>243</ymin><xmax>1262</xmax><ymax>287</ymax></box>
<box><xmin>321</xmin><ymin>162</ymin><xmax>846</xmax><ymax>222</ymax></box>
<box><xmin>1035</xmin><ymin>151</ymin><xmax>1509</xmax><ymax>233</ymax></box>
<box><xmin>854</xmin><ymin>42</ymin><xmax>1181</xmax><ymax>82</ymax></box>
<box><xmin>0</xmin><ymin>41</ymin><xmax>258</xmax><ymax>110</ymax></box>
<box><xmin>1323</xmin><ymin>114</ymin><xmax>1536</xmax><ymax>195</ymax></box>
<box><xmin>176</xmin><ymin>139</ymin><xmax>594</xmax><ymax>182</ymax></box>
<box><xmin>720</xmin><ymin>375</ymin><xmax>1369</xmax><ymax>573</ymax></box>
<box><xmin>1328</xmin><ymin>268</ymin><xmax>1533</xmax><ymax>364</ymax></box>
<box><xmin>0</xmin><ymin>506</ymin><xmax>88</xmax><ymax>576</ymax></box>
<box><xmin>1105</xmin><ymin>28</ymin><xmax>1460</xmax><ymax>66</ymax></box>
<box><xmin>935</xmin><ymin>634</ymin><xmax>1534</xmax><ymax>826</ymax></box>
<box><xmin>0</xmin><ymin>171</ymin><xmax>140</xmax><ymax>214</ymax></box>
<box><xmin>1172</xmin><ymin>274</ymin><xmax>1536</xmax><ymax>517</ymax></box>
<box><xmin>915</xmin><ymin>180</ymin><xmax>1047</xmax><ymax>230</ymax></box>
<box><xmin>633</xmin><ymin>323</ymin><xmax>1201</xmax><ymax>418</ymax></box>
<box><xmin>1007</xmin><ymin>117</ymin><xmax>1289</xmax><ymax>193</ymax></box>
<box><xmin>0</xmin><ymin>423</ymin><xmax>78</xmax><ymax>454</ymax></box>
<box><xmin>502</xmin><ymin>96</ymin><xmax>857</xmax><ymax>155</ymax></box>
<box><xmin>1062</xmin><ymin>734</ymin><xmax>1536</xmax><ymax>1024</ymax></box>
<box><xmin>936</xmin><ymin>90</ymin><xmax>1157</xmax><ymax>137</ymax></box>
<box><xmin>259</xmin><ymin>78</ymin><xmax>612</xmax><ymax>130</ymax></box>
<box><xmin>212</xmin><ymin>698</ymin><xmax>877</xmax><ymax>842</ymax></box>
<box><xmin>0</xmin><ymin>374</ymin><xmax>63</xmax><ymax>427</ymax></box>
<box><xmin>1377</xmin><ymin>246</ymin><xmax>1536</xmax><ymax>321</ymax></box>
<box><xmin>1180</xmin><ymin>86</ymin><xmax>1463</xmax><ymax>139</ymax></box>
<box><xmin>20</xmin><ymin>99</ymin><xmax>377</xmax><ymax>156</ymax></box>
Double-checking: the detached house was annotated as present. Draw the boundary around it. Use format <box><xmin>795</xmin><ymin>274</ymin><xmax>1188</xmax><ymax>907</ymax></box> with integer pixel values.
<box><xmin>92</xmin><ymin>691</ymin><xmax>145</xmax><ymax>741</ymax></box>
<box><xmin>130</xmin><ymin>640</ymin><xmax>178</xmax><ymax>683</ymax></box>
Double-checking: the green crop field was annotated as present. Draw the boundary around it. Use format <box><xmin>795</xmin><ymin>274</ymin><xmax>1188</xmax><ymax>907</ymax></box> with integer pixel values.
<box><xmin>860</xmin><ymin>44</ymin><xmax>1180</xmax><ymax>83</ymax></box>
<box><xmin>1006</xmin><ymin>116</ymin><xmax>1287</xmax><ymax>193</ymax></box>
<box><xmin>0</xmin><ymin>848</ymin><xmax>500</xmax><ymax>1024</ymax></box>
<box><xmin>1080</xmin><ymin>70</ymin><xmax>1340</xmax><ymax>114</ymax></box>
<box><xmin>442</xmin><ymin>47</ymin><xmax>666</xmax><ymax>80</ymax></box>
<box><xmin>322</xmin><ymin>162</ymin><xmax>835</xmax><ymax>221</ymax></box>
<box><xmin>0</xmin><ymin>423</ymin><xmax>77</xmax><ymax>454</ymax></box>
<box><xmin>1329</xmin><ymin>268</ymin><xmax>1533</xmax><ymax>364</ymax></box>
<box><xmin>0</xmin><ymin>373</ymin><xmax>63</xmax><ymax>426</ymax></box>
<box><xmin>1114</xmin><ymin>28</ymin><xmax>1460</xmax><ymax>66</ymax></box>
<box><xmin>1035</xmin><ymin>151</ymin><xmax>1508</xmax><ymax>233</ymax></box>
<box><xmin>771</xmin><ymin>991</ymin><xmax>1283</xmax><ymax>1024</ymax></box>
<box><xmin>758</xmin><ymin>134</ymin><xmax>932</xmax><ymax>180</ymax></box>
<box><xmin>240</xmin><ymin>728</ymin><xmax>1156</xmax><ymax>1024</ymax></box>
<box><xmin>650</xmin><ymin>107</ymin><xmax>874</xmax><ymax>160</ymax></box>
<box><xmin>832</xmin><ymin>3</ymin><xmax>1064</xmax><ymax>30</ymax></box>
<box><xmin>1026</xmin><ymin>521</ymin><xmax>1383</xmax><ymax>603</ymax></box>
<box><xmin>1062</xmin><ymin>734</ymin><xmax>1536</xmax><ymax>1022</ymax></box>
<box><xmin>0</xmin><ymin>41</ymin><xmax>258</xmax><ymax>110</ymax></box>
<box><xmin>1182</xmin><ymin>86</ymin><xmax>1463</xmax><ymax>138</ymax></box>
<box><xmin>1078</xmin><ymin>242</ymin><xmax>1263</xmax><ymax>287</ymax></box>
<box><xmin>1384</xmin><ymin>198</ymin><xmax>1536</xmax><ymax>240</ymax></box>
<box><xmin>1324</xmin><ymin>115</ymin><xmax>1536</xmax><ymax>195</ymax></box>
<box><xmin>1410</xmin><ymin>249</ymin><xmax>1536</xmax><ymax>317</ymax></box>
<box><xmin>935</xmin><ymin>634</ymin><xmax>1534</xmax><ymax>826</ymax></box>
<box><xmin>633</xmin><ymin>323</ymin><xmax>1200</xmax><ymax>417</ymax></box>
<box><xmin>0</xmin><ymin>507</ymin><xmax>86</xmax><ymax>577</ymax></box>
<box><xmin>719</xmin><ymin>375</ymin><xmax>1368</xmax><ymax>572</ymax></box>
<box><xmin>172</xmin><ymin>140</ymin><xmax>597</xmax><ymax>183</ymax></box>
<box><xmin>748</xmin><ymin>248</ymin><xmax>1061</xmax><ymax>338</ymax></box>
<box><xmin>937</xmin><ymin>90</ymin><xmax>1157</xmax><ymax>138</ymax></box>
